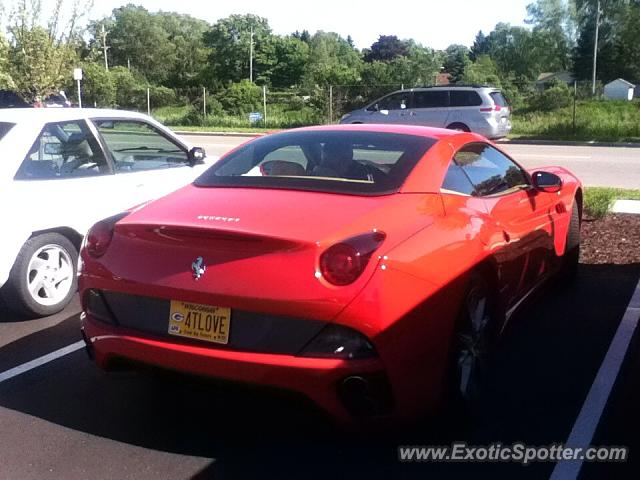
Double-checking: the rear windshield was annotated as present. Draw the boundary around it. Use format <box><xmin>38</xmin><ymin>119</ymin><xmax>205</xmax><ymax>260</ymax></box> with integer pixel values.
<box><xmin>0</xmin><ymin>122</ymin><xmax>15</xmax><ymax>141</ymax></box>
<box><xmin>195</xmin><ymin>130</ymin><xmax>436</xmax><ymax>195</ymax></box>
<box><xmin>489</xmin><ymin>92</ymin><xmax>509</xmax><ymax>107</ymax></box>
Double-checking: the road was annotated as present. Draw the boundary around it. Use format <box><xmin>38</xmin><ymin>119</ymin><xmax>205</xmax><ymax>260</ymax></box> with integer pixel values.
<box><xmin>179</xmin><ymin>134</ymin><xmax>640</xmax><ymax>189</ymax></box>
<box><xmin>1</xmin><ymin>264</ymin><xmax>639</xmax><ymax>479</ymax></box>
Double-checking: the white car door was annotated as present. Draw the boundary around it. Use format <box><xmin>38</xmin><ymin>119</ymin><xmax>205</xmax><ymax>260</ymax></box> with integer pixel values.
<box><xmin>91</xmin><ymin>118</ymin><xmax>209</xmax><ymax>207</ymax></box>
<box><xmin>10</xmin><ymin>119</ymin><xmax>127</xmax><ymax>237</ymax></box>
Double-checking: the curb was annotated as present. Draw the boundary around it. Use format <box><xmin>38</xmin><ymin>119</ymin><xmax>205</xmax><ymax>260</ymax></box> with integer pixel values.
<box><xmin>612</xmin><ymin>200</ymin><xmax>640</xmax><ymax>214</ymax></box>
<box><xmin>497</xmin><ymin>139</ymin><xmax>640</xmax><ymax>148</ymax></box>
<box><xmin>174</xmin><ymin>130</ymin><xmax>265</xmax><ymax>138</ymax></box>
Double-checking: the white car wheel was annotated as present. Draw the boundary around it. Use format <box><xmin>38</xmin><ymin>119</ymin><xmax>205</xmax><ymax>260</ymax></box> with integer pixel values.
<box><xmin>1</xmin><ymin>233</ymin><xmax>78</xmax><ymax>318</ymax></box>
<box><xmin>26</xmin><ymin>244</ymin><xmax>74</xmax><ymax>307</ymax></box>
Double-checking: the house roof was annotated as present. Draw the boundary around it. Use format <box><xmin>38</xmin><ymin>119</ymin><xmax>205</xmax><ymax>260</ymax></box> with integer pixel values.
<box><xmin>605</xmin><ymin>78</ymin><xmax>636</xmax><ymax>88</ymax></box>
<box><xmin>536</xmin><ymin>71</ymin><xmax>575</xmax><ymax>84</ymax></box>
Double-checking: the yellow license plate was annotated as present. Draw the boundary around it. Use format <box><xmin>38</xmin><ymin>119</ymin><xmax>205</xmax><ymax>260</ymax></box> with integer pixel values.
<box><xmin>168</xmin><ymin>300</ymin><xmax>231</xmax><ymax>344</ymax></box>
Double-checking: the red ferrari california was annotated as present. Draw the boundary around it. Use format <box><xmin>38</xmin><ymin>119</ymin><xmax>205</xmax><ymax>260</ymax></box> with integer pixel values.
<box><xmin>79</xmin><ymin>125</ymin><xmax>581</xmax><ymax>423</ymax></box>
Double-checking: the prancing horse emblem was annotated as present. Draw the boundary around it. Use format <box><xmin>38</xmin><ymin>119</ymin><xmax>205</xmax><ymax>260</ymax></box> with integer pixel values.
<box><xmin>192</xmin><ymin>256</ymin><xmax>206</xmax><ymax>280</ymax></box>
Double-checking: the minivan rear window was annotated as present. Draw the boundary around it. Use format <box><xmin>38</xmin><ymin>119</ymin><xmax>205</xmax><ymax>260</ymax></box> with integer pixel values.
<box><xmin>195</xmin><ymin>130</ymin><xmax>437</xmax><ymax>195</ymax></box>
<box><xmin>0</xmin><ymin>122</ymin><xmax>15</xmax><ymax>141</ymax></box>
<box><xmin>450</xmin><ymin>90</ymin><xmax>483</xmax><ymax>107</ymax></box>
<box><xmin>490</xmin><ymin>92</ymin><xmax>509</xmax><ymax>108</ymax></box>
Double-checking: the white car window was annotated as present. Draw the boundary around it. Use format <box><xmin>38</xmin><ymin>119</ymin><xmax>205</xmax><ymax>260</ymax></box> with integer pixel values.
<box><xmin>93</xmin><ymin>120</ymin><xmax>189</xmax><ymax>173</ymax></box>
<box><xmin>15</xmin><ymin>121</ymin><xmax>109</xmax><ymax>180</ymax></box>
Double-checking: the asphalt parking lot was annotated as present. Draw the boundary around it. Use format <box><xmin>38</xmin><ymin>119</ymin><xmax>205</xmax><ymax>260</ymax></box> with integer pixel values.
<box><xmin>1</xmin><ymin>260</ymin><xmax>639</xmax><ymax>479</ymax></box>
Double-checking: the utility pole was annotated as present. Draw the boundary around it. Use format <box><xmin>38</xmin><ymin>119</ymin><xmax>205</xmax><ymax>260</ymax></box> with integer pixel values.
<box><xmin>101</xmin><ymin>24</ymin><xmax>109</xmax><ymax>71</ymax></box>
<box><xmin>249</xmin><ymin>26</ymin><xmax>254</xmax><ymax>83</ymax></box>
<box><xmin>592</xmin><ymin>0</ymin><xmax>601</xmax><ymax>96</ymax></box>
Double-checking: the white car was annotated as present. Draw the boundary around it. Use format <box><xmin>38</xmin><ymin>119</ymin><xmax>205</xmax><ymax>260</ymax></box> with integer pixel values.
<box><xmin>0</xmin><ymin>108</ymin><xmax>214</xmax><ymax>317</ymax></box>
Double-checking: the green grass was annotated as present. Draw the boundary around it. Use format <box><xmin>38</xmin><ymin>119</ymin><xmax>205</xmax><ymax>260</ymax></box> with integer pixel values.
<box><xmin>152</xmin><ymin>103</ymin><xmax>323</xmax><ymax>130</ymax></box>
<box><xmin>512</xmin><ymin>100</ymin><xmax>640</xmax><ymax>142</ymax></box>
<box><xmin>584</xmin><ymin>187</ymin><xmax>640</xmax><ymax>219</ymax></box>
<box><xmin>168</xmin><ymin>125</ymin><xmax>271</xmax><ymax>133</ymax></box>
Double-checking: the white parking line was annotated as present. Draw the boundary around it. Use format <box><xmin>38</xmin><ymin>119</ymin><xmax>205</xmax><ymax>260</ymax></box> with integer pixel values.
<box><xmin>550</xmin><ymin>277</ymin><xmax>640</xmax><ymax>480</ymax></box>
<box><xmin>0</xmin><ymin>340</ymin><xmax>85</xmax><ymax>384</ymax></box>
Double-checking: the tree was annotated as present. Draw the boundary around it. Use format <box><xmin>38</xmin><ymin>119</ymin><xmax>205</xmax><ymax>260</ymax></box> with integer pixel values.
<box><xmin>204</xmin><ymin>14</ymin><xmax>272</xmax><ymax>85</ymax></box>
<box><xmin>443</xmin><ymin>44</ymin><xmax>471</xmax><ymax>83</ymax></box>
<box><xmin>157</xmin><ymin>12</ymin><xmax>210</xmax><ymax>87</ymax></box>
<box><xmin>364</xmin><ymin>35</ymin><xmax>409</xmax><ymax>62</ymax></box>
<box><xmin>614</xmin><ymin>2</ymin><xmax>640</xmax><ymax>81</ymax></box>
<box><xmin>5</xmin><ymin>0</ymin><xmax>90</xmax><ymax>101</ymax></box>
<box><xmin>303</xmin><ymin>31</ymin><xmax>362</xmax><ymax>86</ymax></box>
<box><xmin>526</xmin><ymin>0</ymin><xmax>577</xmax><ymax>70</ymax></box>
<box><xmin>470</xmin><ymin>31</ymin><xmax>490</xmax><ymax>61</ymax></box>
<box><xmin>461</xmin><ymin>55</ymin><xmax>502</xmax><ymax>86</ymax></box>
<box><xmin>269</xmin><ymin>36</ymin><xmax>310</xmax><ymax>88</ymax></box>
<box><xmin>81</xmin><ymin>62</ymin><xmax>116</xmax><ymax>106</ymax></box>
<box><xmin>572</xmin><ymin>0</ymin><xmax>629</xmax><ymax>81</ymax></box>
<box><xmin>91</xmin><ymin>5</ymin><xmax>175</xmax><ymax>84</ymax></box>
<box><xmin>0</xmin><ymin>34</ymin><xmax>15</xmax><ymax>89</ymax></box>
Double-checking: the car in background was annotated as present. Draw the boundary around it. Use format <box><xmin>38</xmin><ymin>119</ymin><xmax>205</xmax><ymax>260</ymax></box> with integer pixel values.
<box><xmin>0</xmin><ymin>108</ymin><xmax>212</xmax><ymax>317</ymax></box>
<box><xmin>339</xmin><ymin>86</ymin><xmax>511</xmax><ymax>139</ymax></box>
<box><xmin>0</xmin><ymin>90</ymin><xmax>32</xmax><ymax>108</ymax></box>
<box><xmin>79</xmin><ymin>124</ymin><xmax>581</xmax><ymax>423</ymax></box>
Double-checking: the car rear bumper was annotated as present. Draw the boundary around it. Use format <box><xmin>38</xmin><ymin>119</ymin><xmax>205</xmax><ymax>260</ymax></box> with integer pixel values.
<box><xmin>82</xmin><ymin>313</ymin><xmax>393</xmax><ymax>423</ymax></box>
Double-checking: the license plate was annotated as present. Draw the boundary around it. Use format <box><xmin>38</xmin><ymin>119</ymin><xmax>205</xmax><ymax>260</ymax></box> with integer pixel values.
<box><xmin>168</xmin><ymin>300</ymin><xmax>230</xmax><ymax>344</ymax></box>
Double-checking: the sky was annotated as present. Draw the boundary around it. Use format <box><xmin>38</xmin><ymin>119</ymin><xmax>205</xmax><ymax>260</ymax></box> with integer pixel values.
<box><xmin>85</xmin><ymin>0</ymin><xmax>532</xmax><ymax>50</ymax></box>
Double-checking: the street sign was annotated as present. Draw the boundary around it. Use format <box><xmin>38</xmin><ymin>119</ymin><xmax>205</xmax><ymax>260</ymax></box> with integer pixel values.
<box><xmin>249</xmin><ymin>112</ymin><xmax>263</xmax><ymax>123</ymax></box>
<box><xmin>73</xmin><ymin>68</ymin><xmax>83</xmax><ymax>81</ymax></box>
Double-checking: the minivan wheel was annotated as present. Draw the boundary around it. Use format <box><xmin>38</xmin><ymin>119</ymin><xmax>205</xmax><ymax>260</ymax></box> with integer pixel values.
<box><xmin>1</xmin><ymin>233</ymin><xmax>78</xmax><ymax>318</ymax></box>
<box><xmin>446</xmin><ymin>123</ymin><xmax>470</xmax><ymax>132</ymax></box>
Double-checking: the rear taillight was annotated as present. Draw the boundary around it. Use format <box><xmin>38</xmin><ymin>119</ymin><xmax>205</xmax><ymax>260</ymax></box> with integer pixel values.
<box><xmin>480</xmin><ymin>105</ymin><xmax>502</xmax><ymax>112</ymax></box>
<box><xmin>84</xmin><ymin>212</ymin><xmax>129</xmax><ymax>258</ymax></box>
<box><xmin>319</xmin><ymin>231</ymin><xmax>386</xmax><ymax>286</ymax></box>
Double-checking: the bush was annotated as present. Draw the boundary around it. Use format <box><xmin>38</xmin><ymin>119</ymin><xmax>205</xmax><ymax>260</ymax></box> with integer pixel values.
<box><xmin>527</xmin><ymin>81</ymin><xmax>573</xmax><ymax>112</ymax></box>
<box><xmin>81</xmin><ymin>63</ymin><xmax>116</xmax><ymax>107</ymax></box>
<box><xmin>149</xmin><ymin>86</ymin><xmax>177</xmax><ymax>107</ymax></box>
<box><xmin>217</xmin><ymin>80</ymin><xmax>262</xmax><ymax>115</ymax></box>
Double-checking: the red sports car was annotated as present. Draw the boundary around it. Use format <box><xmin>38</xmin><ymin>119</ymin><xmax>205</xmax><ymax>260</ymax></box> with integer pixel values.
<box><xmin>79</xmin><ymin>125</ymin><xmax>582</xmax><ymax>423</ymax></box>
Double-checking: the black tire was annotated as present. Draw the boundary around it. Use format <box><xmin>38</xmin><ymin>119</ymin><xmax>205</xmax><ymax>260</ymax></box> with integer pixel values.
<box><xmin>558</xmin><ymin>202</ymin><xmax>581</xmax><ymax>281</ymax></box>
<box><xmin>1</xmin><ymin>233</ymin><xmax>78</xmax><ymax>318</ymax></box>
<box><xmin>447</xmin><ymin>272</ymin><xmax>498</xmax><ymax>415</ymax></box>
<box><xmin>446</xmin><ymin>122</ymin><xmax>470</xmax><ymax>132</ymax></box>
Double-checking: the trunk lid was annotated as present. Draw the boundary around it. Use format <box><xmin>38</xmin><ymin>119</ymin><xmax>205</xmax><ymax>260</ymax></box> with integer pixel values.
<box><xmin>98</xmin><ymin>185</ymin><xmax>443</xmax><ymax>320</ymax></box>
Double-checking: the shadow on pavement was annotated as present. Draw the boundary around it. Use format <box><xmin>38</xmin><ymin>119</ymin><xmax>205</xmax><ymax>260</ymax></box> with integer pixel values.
<box><xmin>0</xmin><ymin>263</ymin><xmax>638</xmax><ymax>479</ymax></box>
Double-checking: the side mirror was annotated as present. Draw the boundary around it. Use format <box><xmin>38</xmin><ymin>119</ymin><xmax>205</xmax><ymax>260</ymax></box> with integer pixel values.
<box><xmin>188</xmin><ymin>147</ymin><xmax>206</xmax><ymax>166</ymax></box>
<box><xmin>532</xmin><ymin>171</ymin><xmax>562</xmax><ymax>193</ymax></box>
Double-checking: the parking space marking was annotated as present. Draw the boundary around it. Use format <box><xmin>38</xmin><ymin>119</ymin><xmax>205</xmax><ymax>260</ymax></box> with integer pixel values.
<box><xmin>0</xmin><ymin>340</ymin><xmax>84</xmax><ymax>384</ymax></box>
<box><xmin>550</xmin><ymin>278</ymin><xmax>640</xmax><ymax>480</ymax></box>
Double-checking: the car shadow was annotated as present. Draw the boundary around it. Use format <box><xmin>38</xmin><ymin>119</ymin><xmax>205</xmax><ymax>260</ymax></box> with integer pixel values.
<box><xmin>0</xmin><ymin>263</ymin><xmax>638</xmax><ymax>479</ymax></box>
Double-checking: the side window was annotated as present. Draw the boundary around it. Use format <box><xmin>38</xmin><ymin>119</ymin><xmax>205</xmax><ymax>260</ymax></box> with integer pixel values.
<box><xmin>94</xmin><ymin>120</ymin><xmax>188</xmax><ymax>172</ymax></box>
<box><xmin>378</xmin><ymin>92</ymin><xmax>411</xmax><ymax>111</ymax></box>
<box><xmin>454</xmin><ymin>143</ymin><xmax>529</xmax><ymax>196</ymax></box>
<box><xmin>413</xmin><ymin>91</ymin><xmax>449</xmax><ymax>108</ymax></box>
<box><xmin>15</xmin><ymin>121</ymin><xmax>108</xmax><ymax>180</ymax></box>
<box><xmin>450</xmin><ymin>90</ymin><xmax>483</xmax><ymax>107</ymax></box>
<box><xmin>441</xmin><ymin>162</ymin><xmax>475</xmax><ymax>195</ymax></box>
